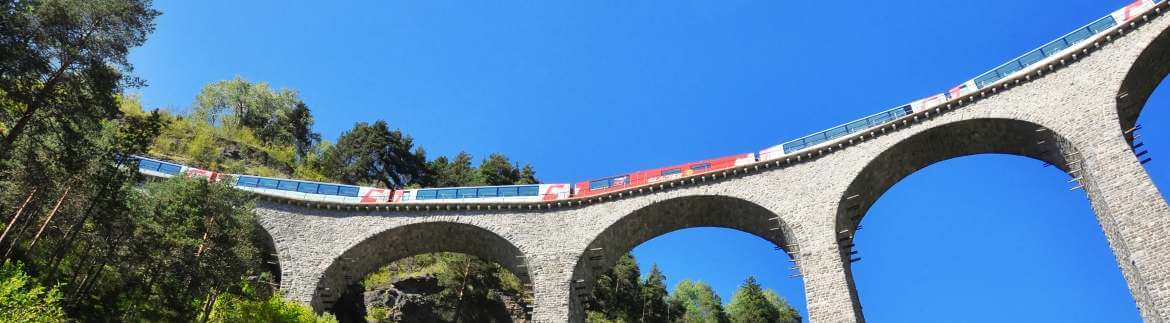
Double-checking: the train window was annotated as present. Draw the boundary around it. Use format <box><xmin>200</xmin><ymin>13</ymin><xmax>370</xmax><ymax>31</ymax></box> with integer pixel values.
<box><xmin>459</xmin><ymin>188</ymin><xmax>478</xmax><ymax>198</ymax></box>
<box><xmin>338</xmin><ymin>186</ymin><xmax>360</xmax><ymax>197</ymax></box>
<box><xmin>805</xmin><ymin>132</ymin><xmax>826</xmax><ymax>145</ymax></box>
<box><xmin>278</xmin><ymin>180</ymin><xmax>299</xmax><ymax>191</ymax></box>
<box><xmin>259</xmin><ymin>178</ymin><xmax>280</xmax><ymax>188</ymax></box>
<box><xmin>974</xmin><ymin>71</ymin><xmax>1001</xmax><ymax>88</ymax></box>
<box><xmin>661</xmin><ymin>169</ymin><xmax>681</xmax><ymax>176</ymax></box>
<box><xmin>590</xmin><ymin>179</ymin><xmax>612</xmax><ymax>190</ymax></box>
<box><xmin>499</xmin><ymin>187</ymin><xmax>518</xmax><ymax>197</ymax></box>
<box><xmin>317</xmin><ymin>184</ymin><xmax>339</xmax><ymax>195</ymax></box>
<box><xmin>437</xmin><ymin>189</ymin><xmax>458</xmax><ymax>199</ymax></box>
<box><xmin>478</xmin><ymin>187</ymin><xmax>499</xmax><ymax>197</ymax></box>
<box><xmin>138</xmin><ymin>160</ymin><xmax>161</xmax><ymax>171</ymax></box>
<box><xmin>1041</xmin><ymin>38</ymin><xmax>1070</xmax><ymax>56</ymax></box>
<box><xmin>1018</xmin><ymin>49</ymin><xmax>1045</xmax><ymax>67</ymax></box>
<box><xmin>826</xmin><ymin>125</ymin><xmax>848</xmax><ymax>139</ymax></box>
<box><xmin>159</xmin><ymin>163</ymin><xmax>183</xmax><ymax>175</ymax></box>
<box><xmin>415</xmin><ymin>190</ymin><xmax>437</xmax><ymax>200</ymax></box>
<box><xmin>847</xmin><ymin>119</ymin><xmax>869</xmax><ymax>132</ymax></box>
<box><xmin>782</xmin><ymin>142</ymin><xmax>805</xmax><ymax>152</ymax></box>
<box><xmin>297</xmin><ymin>182</ymin><xmax>318</xmax><ymax>193</ymax></box>
<box><xmin>237</xmin><ymin>176</ymin><xmax>259</xmax><ymax>187</ymax></box>
<box><xmin>518</xmin><ymin>186</ymin><xmax>539</xmax><ymax>196</ymax></box>
<box><xmin>1088</xmin><ymin>16</ymin><xmax>1116</xmax><ymax>34</ymax></box>
<box><xmin>1064</xmin><ymin>27</ymin><xmax>1094</xmax><ymax>46</ymax></box>
<box><xmin>691</xmin><ymin>163</ymin><xmax>710</xmax><ymax>171</ymax></box>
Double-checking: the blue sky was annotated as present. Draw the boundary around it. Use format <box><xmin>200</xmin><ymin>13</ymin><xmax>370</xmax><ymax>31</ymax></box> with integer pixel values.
<box><xmin>129</xmin><ymin>1</ymin><xmax>1166</xmax><ymax>321</ymax></box>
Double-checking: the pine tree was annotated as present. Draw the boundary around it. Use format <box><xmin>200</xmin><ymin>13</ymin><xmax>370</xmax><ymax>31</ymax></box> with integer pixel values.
<box><xmin>668</xmin><ymin>280</ymin><xmax>728</xmax><ymax>323</ymax></box>
<box><xmin>640</xmin><ymin>264</ymin><xmax>670</xmax><ymax>323</ymax></box>
<box><xmin>726</xmin><ymin>276</ymin><xmax>779</xmax><ymax>323</ymax></box>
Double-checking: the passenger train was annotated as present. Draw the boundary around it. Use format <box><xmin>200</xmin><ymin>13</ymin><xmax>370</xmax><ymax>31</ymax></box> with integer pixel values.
<box><xmin>130</xmin><ymin>0</ymin><xmax>1162</xmax><ymax>205</ymax></box>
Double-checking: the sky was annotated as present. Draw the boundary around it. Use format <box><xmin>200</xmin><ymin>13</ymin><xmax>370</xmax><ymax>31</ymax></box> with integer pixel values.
<box><xmin>129</xmin><ymin>0</ymin><xmax>1167</xmax><ymax>321</ymax></box>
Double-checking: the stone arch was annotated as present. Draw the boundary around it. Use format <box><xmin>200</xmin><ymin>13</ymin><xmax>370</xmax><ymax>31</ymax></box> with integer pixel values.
<box><xmin>1117</xmin><ymin>3</ymin><xmax>1170</xmax><ymax>134</ymax></box>
<box><xmin>310</xmin><ymin>221</ymin><xmax>533</xmax><ymax>315</ymax></box>
<box><xmin>835</xmin><ymin>118</ymin><xmax>1079</xmax><ymax>239</ymax></box>
<box><xmin>568</xmin><ymin>195</ymin><xmax>799</xmax><ymax>321</ymax></box>
<box><xmin>253</xmin><ymin>223</ymin><xmax>282</xmax><ymax>287</ymax></box>
<box><xmin>833</xmin><ymin>117</ymin><xmax>1107</xmax><ymax>318</ymax></box>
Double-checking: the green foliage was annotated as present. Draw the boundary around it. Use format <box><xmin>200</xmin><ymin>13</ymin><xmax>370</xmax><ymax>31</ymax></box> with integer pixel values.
<box><xmin>210</xmin><ymin>288</ymin><xmax>338</xmax><ymax>323</ymax></box>
<box><xmin>322</xmin><ymin>120</ymin><xmax>426</xmax><ymax>188</ymax></box>
<box><xmin>726</xmin><ymin>276</ymin><xmax>778</xmax><ymax>323</ymax></box>
<box><xmin>0</xmin><ymin>0</ymin><xmax>160</xmax><ymax>161</ymax></box>
<box><xmin>365</xmin><ymin>305</ymin><xmax>391</xmax><ymax>322</ymax></box>
<box><xmin>110</xmin><ymin>176</ymin><xmax>262</xmax><ymax>320</ymax></box>
<box><xmin>668</xmin><ymin>280</ymin><xmax>728</xmax><ymax>323</ymax></box>
<box><xmin>762</xmin><ymin>290</ymin><xmax>801</xmax><ymax>323</ymax></box>
<box><xmin>194</xmin><ymin>77</ymin><xmax>311</xmax><ymax>148</ymax></box>
<box><xmin>0</xmin><ymin>261</ymin><xmax>65</xmax><ymax>322</ymax></box>
<box><xmin>724</xmin><ymin>276</ymin><xmax>800</xmax><ymax>323</ymax></box>
<box><xmin>426</xmin><ymin>152</ymin><xmax>479</xmax><ymax>187</ymax></box>
<box><xmin>362</xmin><ymin>252</ymin><xmax>529</xmax><ymax>323</ymax></box>
<box><xmin>587</xmin><ymin>253</ymin><xmax>644</xmax><ymax>322</ymax></box>
<box><xmin>641</xmin><ymin>265</ymin><xmax>670</xmax><ymax>322</ymax></box>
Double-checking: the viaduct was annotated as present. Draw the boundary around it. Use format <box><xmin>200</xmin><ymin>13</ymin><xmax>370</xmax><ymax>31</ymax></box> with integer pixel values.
<box><xmin>253</xmin><ymin>3</ymin><xmax>1170</xmax><ymax>322</ymax></box>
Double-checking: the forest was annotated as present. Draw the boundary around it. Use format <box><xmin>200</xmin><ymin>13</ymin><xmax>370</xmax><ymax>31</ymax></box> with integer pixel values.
<box><xmin>0</xmin><ymin>0</ymin><xmax>800</xmax><ymax>322</ymax></box>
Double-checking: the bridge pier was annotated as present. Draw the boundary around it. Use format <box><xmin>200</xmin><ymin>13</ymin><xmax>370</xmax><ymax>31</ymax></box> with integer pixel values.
<box><xmin>526</xmin><ymin>251</ymin><xmax>576</xmax><ymax>322</ymax></box>
<box><xmin>1076</xmin><ymin>131</ymin><xmax>1170</xmax><ymax>322</ymax></box>
<box><xmin>798</xmin><ymin>231</ymin><xmax>865</xmax><ymax>323</ymax></box>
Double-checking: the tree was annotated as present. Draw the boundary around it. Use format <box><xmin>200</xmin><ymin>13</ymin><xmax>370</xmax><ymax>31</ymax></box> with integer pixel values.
<box><xmin>726</xmin><ymin>276</ymin><xmax>779</xmax><ymax>323</ymax></box>
<box><xmin>478</xmin><ymin>153</ymin><xmax>520</xmax><ymax>186</ymax></box>
<box><xmin>0</xmin><ymin>260</ymin><xmax>65</xmax><ymax>322</ymax></box>
<box><xmin>640</xmin><ymin>264</ymin><xmax>669</xmax><ymax>323</ymax></box>
<box><xmin>0</xmin><ymin>0</ymin><xmax>160</xmax><ymax>162</ymax></box>
<box><xmin>517</xmin><ymin>164</ymin><xmax>539</xmax><ymax>184</ymax></box>
<box><xmin>762</xmin><ymin>290</ymin><xmax>801</xmax><ymax>323</ymax></box>
<box><xmin>426</xmin><ymin>152</ymin><xmax>478</xmax><ymax>187</ymax></box>
<box><xmin>193</xmin><ymin>77</ymin><xmax>302</xmax><ymax>147</ymax></box>
<box><xmin>286</xmin><ymin>101</ymin><xmax>321</xmax><ymax>160</ymax></box>
<box><xmin>587</xmin><ymin>253</ymin><xmax>643</xmax><ymax>322</ymax></box>
<box><xmin>210</xmin><ymin>284</ymin><xmax>337</xmax><ymax>323</ymax></box>
<box><xmin>322</xmin><ymin>120</ymin><xmax>427</xmax><ymax>188</ymax></box>
<box><xmin>115</xmin><ymin>176</ymin><xmax>261</xmax><ymax>321</ymax></box>
<box><xmin>668</xmin><ymin>280</ymin><xmax>728</xmax><ymax>323</ymax></box>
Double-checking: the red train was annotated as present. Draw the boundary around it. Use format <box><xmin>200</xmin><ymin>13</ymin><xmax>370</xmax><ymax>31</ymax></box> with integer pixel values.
<box><xmin>574</xmin><ymin>153</ymin><xmax>756</xmax><ymax>198</ymax></box>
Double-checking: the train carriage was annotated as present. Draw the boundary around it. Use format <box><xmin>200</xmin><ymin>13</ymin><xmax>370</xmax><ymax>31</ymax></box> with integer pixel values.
<box><xmin>397</xmin><ymin>184</ymin><xmax>571</xmax><ymax>204</ymax></box>
<box><xmin>574</xmin><ymin>153</ymin><xmax>755</xmax><ymax>198</ymax></box>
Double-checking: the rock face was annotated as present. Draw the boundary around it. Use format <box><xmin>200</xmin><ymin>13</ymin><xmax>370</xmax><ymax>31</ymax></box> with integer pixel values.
<box><xmin>352</xmin><ymin>274</ymin><xmax>530</xmax><ymax>323</ymax></box>
<box><xmin>363</xmin><ymin>275</ymin><xmax>443</xmax><ymax>322</ymax></box>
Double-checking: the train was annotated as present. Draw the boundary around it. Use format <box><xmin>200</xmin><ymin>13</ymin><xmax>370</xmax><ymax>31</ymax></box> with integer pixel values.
<box><xmin>129</xmin><ymin>0</ymin><xmax>1162</xmax><ymax>205</ymax></box>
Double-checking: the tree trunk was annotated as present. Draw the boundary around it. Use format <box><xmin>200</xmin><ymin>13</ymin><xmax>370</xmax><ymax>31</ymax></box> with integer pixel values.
<box><xmin>453</xmin><ymin>257</ymin><xmax>473</xmax><ymax>323</ymax></box>
<box><xmin>29</xmin><ymin>186</ymin><xmax>71</xmax><ymax>250</ymax></box>
<box><xmin>199</xmin><ymin>288</ymin><xmax>219</xmax><ymax>323</ymax></box>
<box><xmin>0</xmin><ymin>57</ymin><xmax>74</xmax><ymax>158</ymax></box>
<box><xmin>49</xmin><ymin>160</ymin><xmax>126</xmax><ymax>275</ymax></box>
<box><xmin>0</xmin><ymin>188</ymin><xmax>37</xmax><ymax>260</ymax></box>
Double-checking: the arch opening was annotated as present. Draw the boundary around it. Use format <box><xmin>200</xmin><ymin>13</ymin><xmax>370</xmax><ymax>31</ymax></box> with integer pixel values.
<box><xmin>311</xmin><ymin>222</ymin><xmax>533</xmax><ymax>322</ymax></box>
<box><xmin>569</xmin><ymin>195</ymin><xmax>805</xmax><ymax>322</ymax></box>
<box><xmin>836</xmin><ymin>118</ymin><xmax>1139</xmax><ymax>321</ymax></box>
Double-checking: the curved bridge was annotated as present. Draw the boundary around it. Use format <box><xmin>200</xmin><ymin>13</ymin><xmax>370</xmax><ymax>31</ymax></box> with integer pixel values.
<box><xmin>253</xmin><ymin>3</ymin><xmax>1170</xmax><ymax>322</ymax></box>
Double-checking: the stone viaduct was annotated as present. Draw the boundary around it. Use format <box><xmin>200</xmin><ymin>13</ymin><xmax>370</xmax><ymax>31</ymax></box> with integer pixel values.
<box><xmin>254</xmin><ymin>3</ymin><xmax>1170</xmax><ymax>322</ymax></box>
